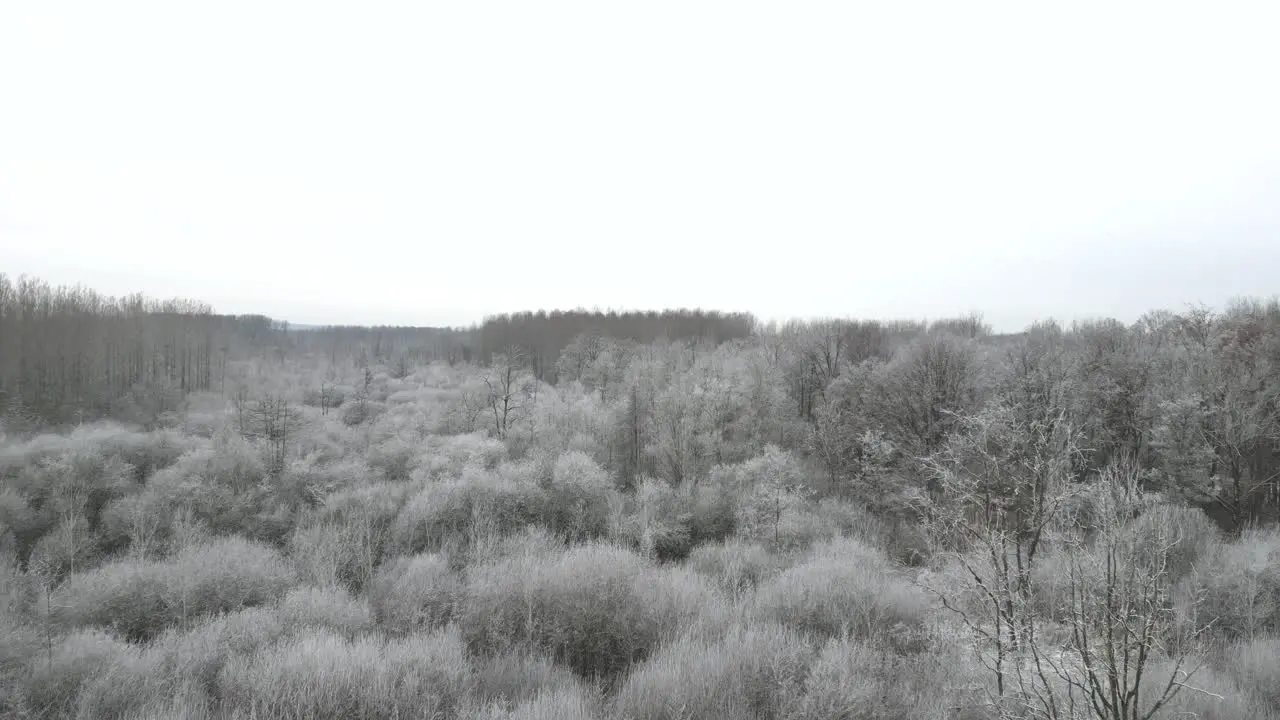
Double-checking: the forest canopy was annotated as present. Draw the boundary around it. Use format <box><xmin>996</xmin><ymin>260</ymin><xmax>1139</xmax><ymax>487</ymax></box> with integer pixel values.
<box><xmin>3</xmin><ymin>273</ymin><xmax>1280</xmax><ymax>718</ymax></box>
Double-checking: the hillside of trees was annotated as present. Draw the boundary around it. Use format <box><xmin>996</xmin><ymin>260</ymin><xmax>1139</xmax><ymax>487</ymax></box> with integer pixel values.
<box><xmin>1</xmin><ymin>273</ymin><xmax>1279</xmax><ymax>719</ymax></box>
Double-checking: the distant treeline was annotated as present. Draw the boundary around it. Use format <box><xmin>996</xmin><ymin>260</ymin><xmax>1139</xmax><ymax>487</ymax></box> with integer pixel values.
<box><xmin>0</xmin><ymin>275</ymin><xmax>765</xmax><ymax>425</ymax></box>
<box><xmin>475</xmin><ymin>309</ymin><xmax>758</xmax><ymax>380</ymax></box>
<box><xmin>0</xmin><ymin>275</ymin><xmax>296</xmax><ymax>426</ymax></box>
<box><xmin>0</xmin><ymin>273</ymin><xmax>1017</xmax><ymax>429</ymax></box>
<box><xmin>290</xmin><ymin>325</ymin><xmax>475</xmax><ymax>367</ymax></box>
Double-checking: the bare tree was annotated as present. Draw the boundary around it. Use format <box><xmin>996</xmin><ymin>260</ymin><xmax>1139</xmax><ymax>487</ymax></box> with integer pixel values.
<box><xmin>918</xmin><ymin>401</ymin><xmax>1082</xmax><ymax>689</ymax></box>
<box><xmin>887</xmin><ymin>332</ymin><xmax>984</xmax><ymax>458</ymax></box>
<box><xmin>342</xmin><ymin>364</ymin><xmax>377</xmax><ymax>426</ymax></box>
<box><xmin>483</xmin><ymin>348</ymin><xmax>533</xmax><ymax>440</ymax></box>
<box><xmin>390</xmin><ymin>355</ymin><xmax>411</xmax><ymax>380</ymax></box>
<box><xmin>0</xmin><ymin>274</ymin><xmax>222</xmax><ymax>427</ymax></box>
<box><xmin>240</xmin><ymin>394</ymin><xmax>305</xmax><ymax>476</ymax></box>
<box><xmin>919</xmin><ymin>406</ymin><xmax>1211</xmax><ymax>720</ymax></box>
<box><xmin>1039</xmin><ymin>461</ymin><xmax>1213</xmax><ymax>720</ymax></box>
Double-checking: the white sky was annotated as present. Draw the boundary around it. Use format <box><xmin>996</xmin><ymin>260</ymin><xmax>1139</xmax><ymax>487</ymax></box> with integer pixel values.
<box><xmin>2</xmin><ymin>1</ymin><xmax>1278</xmax><ymax>333</ymax></box>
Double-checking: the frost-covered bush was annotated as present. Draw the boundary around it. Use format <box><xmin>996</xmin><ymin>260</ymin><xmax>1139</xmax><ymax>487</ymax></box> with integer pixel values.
<box><xmin>469</xmin><ymin>651</ymin><xmax>586</xmax><ymax>711</ymax></box>
<box><xmin>787</xmin><ymin>635</ymin><xmax>981</xmax><ymax>720</ymax></box>
<box><xmin>341</xmin><ymin>399</ymin><xmax>385</xmax><ymax>427</ymax></box>
<box><xmin>390</xmin><ymin>468</ymin><xmax>542</xmax><ymax>557</ymax></box>
<box><xmin>1178</xmin><ymin>527</ymin><xmax>1280</xmax><ymax>641</ymax></box>
<box><xmin>77</xmin><ymin>605</ymin><xmax>288</xmax><ymax>718</ymax></box>
<box><xmin>611</xmin><ymin>622</ymin><xmax>811</xmax><ymax>720</ymax></box>
<box><xmin>289</xmin><ymin>481</ymin><xmax>413</xmax><ymax>591</ymax></box>
<box><xmin>412</xmin><ymin>432</ymin><xmax>508</xmax><ymax>481</ymax></box>
<box><xmin>27</xmin><ymin>514</ymin><xmax>99</xmax><ymax>582</ymax></box>
<box><xmin>53</xmin><ymin>536</ymin><xmax>296</xmax><ymax>641</ymax></box>
<box><xmin>216</xmin><ymin>626</ymin><xmax>470</xmax><ymax>719</ymax></box>
<box><xmin>1129</xmin><ymin>502</ymin><xmax>1222</xmax><ymax>582</ymax></box>
<box><xmin>23</xmin><ymin>629</ymin><xmax>132</xmax><ymax>718</ymax></box>
<box><xmin>471</xmin><ymin>685</ymin><xmax>602</xmax><ymax>720</ymax></box>
<box><xmin>277</xmin><ymin>585</ymin><xmax>374</xmax><ymax>637</ymax></box>
<box><xmin>540</xmin><ymin>451</ymin><xmax>619</xmax><ymax>543</ymax></box>
<box><xmin>368</xmin><ymin>552</ymin><xmax>461</xmax><ymax>632</ymax></box>
<box><xmin>459</xmin><ymin>543</ymin><xmax>713</xmax><ymax>682</ymax></box>
<box><xmin>366</xmin><ymin>435</ymin><xmax>421</xmax><ymax>482</ymax></box>
<box><xmin>619</xmin><ymin>478</ymin><xmax>738</xmax><ymax>562</ymax></box>
<box><xmin>0</xmin><ymin>423</ymin><xmax>190</xmax><ymax>485</ymax></box>
<box><xmin>686</xmin><ymin>539</ymin><xmax>780</xmax><ymax>596</ymax></box>
<box><xmin>750</xmin><ymin>537</ymin><xmax>929</xmax><ymax>648</ymax></box>
<box><xmin>1225</xmin><ymin>636</ymin><xmax>1280</xmax><ymax>712</ymax></box>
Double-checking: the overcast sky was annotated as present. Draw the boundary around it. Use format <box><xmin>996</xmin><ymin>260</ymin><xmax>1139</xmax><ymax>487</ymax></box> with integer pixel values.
<box><xmin>2</xmin><ymin>2</ymin><xmax>1278</xmax><ymax>332</ymax></box>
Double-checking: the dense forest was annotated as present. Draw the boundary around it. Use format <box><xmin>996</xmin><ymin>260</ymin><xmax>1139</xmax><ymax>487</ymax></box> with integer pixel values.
<box><xmin>1</xmin><ymin>273</ymin><xmax>1279</xmax><ymax>719</ymax></box>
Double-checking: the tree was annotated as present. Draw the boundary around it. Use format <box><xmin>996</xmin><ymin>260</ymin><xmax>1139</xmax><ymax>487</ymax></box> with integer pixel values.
<box><xmin>390</xmin><ymin>355</ymin><xmax>411</xmax><ymax>380</ymax></box>
<box><xmin>1043</xmin><ymin>463</ymin><xmax>1212</xmax><ymax>720</ymax></box>
<box><xmin>240</xmin><ymin>394</ymin><xmax>305</xmax><ymax>476</ymax></box>
<box><xmin>919</xmin><ymin>401</ymin><xmax>1083</xmax><ymax>665</ymax></box>
<box><xmin>809</xmin><ymin>369</ymin><xmax>901</xmax><ymax>503</ymax></box>
<box><xmin>582</xmin><ymin>338</ymin><xmax>634</xmax><ymax>405</ymax></box>
<box><xmin>1147</xmin><ymin>302</ymin><xmax>1280</xmax><ymax>531</ymax></box>
<box><xmin>721</xmin><ymin>446</ymin><xmax>811</xmax><ymax>548</ymax></box>
<box><xmin>1000</xmin><ymin>321</ymin><xmax>1075</xmax><ymax>427</ymax></box>
<box><xmin>1071</xmin><ymin>319</ymin><xmax>1153</xmax><ymax>475</ymax></box>
<box><xmin>342</xmin><ymin>365</ymin><xmax>378</xmax><ymax>426</ymax></box>
<box><xmin>0</xmin><ymin>273</ymin><xmax>307</xmax><ymax>430</ymax></box>
<box><xmin>651</xmin><ymin>380</ymin><xmax>698</xmax><ymax>485</ymax></box>
<box><xmin>483</xmin><ymin>349</ymin><xmax>534</xmax><ymax>440</ymax></box>
<box><xmin>919</xmin><ymin>406</ymin><xmax>1210</xmax><ymax>720</ymax></box>
<box><xmin>555</xmin><ymin>330</ymin><xmax>606</xmax><ymax>384</ymax></box>
<box><xmin>613</xmin><ymin>383</ymin><xmax>651</xmax><ymax>491</ymax></box>
<box><xmin>872</xmin><ymin>333</ymin><xmax>985</xmax><ymax>463</ymax></box>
